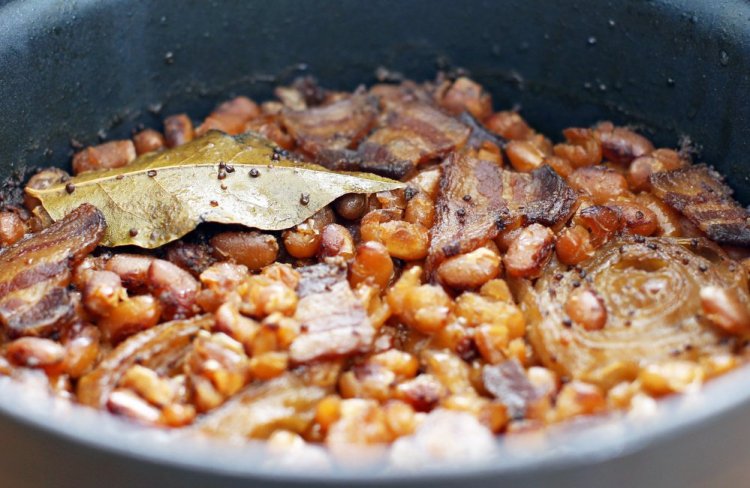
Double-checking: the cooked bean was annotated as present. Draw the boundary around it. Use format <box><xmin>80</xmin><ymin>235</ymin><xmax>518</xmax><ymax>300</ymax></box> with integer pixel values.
<box><xmin>319</xmin><ymin>224</ymin><xmax>355</xmax><ymax>260</ymax></box>
<box><xmin>210</xmin><ymin>231</ymin><xmax>279</xmax><ymax>271</ymax></box>
<box><xmin>627</xmin><ymin>148</ymin><xmax>684</xmax><ymax>192</ymax></box>
<box><xmin>360</xmin><ymin>210</ymin><xmax>429</xmax><ymax>261</ymax></box>
<box><xmin>506</xmin><ymin>139</ymin><xmax>545</xmax><ymax>172</ymax></box>
<box><xmin>565</xmin><ymin>288</ymin><xmax>607</xmax><ymax>331</ymax></box>
<box><xmin>437</xmin><ymin>77</ymin><xmax>493</xmax><ymax>120</ymax></box>
<box><xmin>578</xmin><ymin>205</ymin><xmax>624</xmax><ymax>247</ymax></box>
<box><xmin>98</xmin><ymin>295</ymin><xmax>162</xmax><ymax>343</ymax></box>
<box><xmin>504</xmin><ymin>224</ymin><xmax>556</xmax><ymax>278</ymax></box>
<box><xmin>553</xmin><ymin>128</ymin><xmax>602</xmax><ymax>168</ymax></box>
<box><xmin>455</xmin><ymin>292</ymin><xmax>525</xmax><ymax>339</ymax></box>
<box><xmin>107</xmin><ymin>388</ymin><xmax>163</xmax><ymax>424</ymax></box>
<box><xmin>196</xmin><ymin>96</ymin><xmax>260</xmax><ymax>136</ymax></box>
<box><xmin>595</xmin><ymin>122</ymin><xmax>654</xmax><ymax>165</ymax></box>
<box><xmin>485</xmin><ymin>111</ymin><xmax>534</xmax><ymax>140</ymax></box>
<box><xmin>82</xmin><ymin>270</ymin><xmax>126</xmax><ymax>317</ymax></box>
<box><xmin>148</xmin><ymin>259</ymin><xmax>200</xmax><ymax>320</ymax></box>
<box><xmin>555</xmin><ymin>225</ymin><xmax>594</xmax><ymax>265</ymax></box>
<box><xmin>63</xmin><ymin>325</ymin><xmax>101</xmax><ymax>378</ymax></box>
<box><xmin>636</xmin><ymin>193</ymin><xmax>682</xmax><ymax>237</ymax></box>
<box><xmin>0</xmin><ymin>211</ymin><xmax>26</xmax><ymax>246</ymax></box>
<box><xmin>639</xmin><ymin>361</ymin><xmax>704</xmax><ymax>395</ymax></box>
<box><xmin>567</xmin><ymin>166</ymin><xmax>629</xmax><ymax>204</ymax></box>
<box><xmin>610</xmin><ymin>202</ymin><xmax>658</xmax><ymax>236</ymax></box>
<box><xmin>72</xmin><ymin>140</ymin><xmax>136</xmax><ymax>175</ymax></box>
<box><xmin>24</xmin><ymin>167</ymin><xmax>70</xmax><ymax>211</ymax></box>
<box><xmin>544</xmin><ymin>155</ymin><xmax>574</xmax><ymax>178</ymax></box>
<box><xmin>349</xmin><ymin>241</ymin><xmax>394</xmax><ymax>289</ymax></box>
<box><xmin>700</xmin><ymin>286</ymin><xmax>750</xmax><ymax>335</ymax></box>
<box><xmin>282</xmin><ymin>208</ymin><xmax>334</xmax><ymax>259</ymax></box>
<box><xmin>407</xmin><ymin>167</ymin><xmax>442</xmax><ymax>200</ymax></box>
<box><xmin>105</xmin><ymin>254</ymin><xmax>154</xmax><ymax>292</ymax></box>
<box><xmin>334</xmin><ymin>193</ymin><xmax>368</xmax><ymax>220</ymax></box>
<box><xmin>403</xmin><ymin>192</ymin><xmax>435</xmax><ymax>228</ymax></box>
<box><xmin>244</xmin><ymin>115</ymin><xmax>295</xmax><ymax>150</ymax></box>
<box><xmin>395</xmin><ymin>374</ymin><xmax>447</xmax><ymax>412</ymax></box>
<box><xmin>241</xmin><ymin>276</ymin><xmax>297</xmax><ymax>318</ymax></box>
<box><xmin>436</xmin><ymin>246</ymin><xmax>501</xmax><ymax>289</ymax></box>
<box><xmin>165</xmin><ymin>241</ymin><xmax>214</xmax><ymax>277</ymax></box>
<box><xmin>163</xmin><ymin>114</ymin><xmax>194</xmax><ymax>148</ymax></box>
<box><xmin>132</xmin><ymin>129</ymin><xmax>166</xmax><ymax>155</ymax></box>
<box><xmin>474</xmin><ymin>323</ymin><xmax>509</xmax><ymax>364</ymax></box>
<box><xmin>7</xmin><ymin>337</ymin><xmax>65</xmax><ymax>369</ymax></box>
<box><xmin>249</xmin><ymin>351</ymin><xmax>289</xmax><ymax>380</ymax></box>
<box><xmin>553</xmin><ymin>381</ymin><xmax>605</xmax><ymax>420</ymax></box>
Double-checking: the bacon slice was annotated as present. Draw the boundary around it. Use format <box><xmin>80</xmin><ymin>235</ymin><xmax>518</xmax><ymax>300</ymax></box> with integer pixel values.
<box><xmin>290</xmin><ymin>259</ymin><xmax>374</xmax><ymax>363</ymax></box>
<box><xmin>355</xmin><ymin>102</ymin><xmax>470</xmax><ymax>179</ymax></box>
<box><xmin>427</xmin><ymin>153</ymin><xmax>507</xmax><ymax>271</ymax></box>
<box><xmin>650</xmin><ymin>164</ymin><xmax>750</xmax><ymax>245</ymax></box>
<box><xmin>0</xmin><ymin>204</ymin><xmax>106</xmax><ymax>337</ymax></box>
<box><xmin>281</xmin><ymin>93</ymin><xmax>378</xmax><ymax>163</ymax></box>
<box><xmin>427</xmin><ymin>154</ymin><xmax>576</xmax><ymax>271</ymax></box>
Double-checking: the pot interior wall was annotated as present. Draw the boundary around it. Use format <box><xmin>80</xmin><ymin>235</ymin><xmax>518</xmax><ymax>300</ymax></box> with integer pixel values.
<box><xmin>0</xmin><ymin>0</ymin><xmax>748</xmax><ymax>203</ymax></box>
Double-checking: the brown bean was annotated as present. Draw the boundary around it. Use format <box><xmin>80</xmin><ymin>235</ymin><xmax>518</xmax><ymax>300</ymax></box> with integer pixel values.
<box><xmin>334</xmin><ymin>193</ymin><xmax>368</xmax><ymax>220</ymax></box>
<box><xmin>485</xmin><ymin>111</ymin><xmax>534</xmax><ymax>140</ymax></box>
<box><xmin>196</xmin><ymin>96</ymin><xmax>260</xmax><ymax>136</ymax></box>
<box><xmin>360</xmin><ymin>210</ymin><xmax>429</xmax><ymax>261</ymax></box>
<box><xmin>349</xmin><ymin>241</ymin><xmax>394</xmax><ymax>289</ymax></box>
<box><xmin>121</xmin><ymin>365</ymin><xmax>176</xmax><ymax>407</ymax></box>
<box><xmin>555</xmin><ymin>225</ymin><xmax>594</xmax><ymax>265</ymax></box>
<box><xmin>553</xmin><ymin>128</ymin><xmax>602</xmax><ymax>168</ymax></box>
<box><xmin>403</xmin><ymin>192</ymin><xmax>435</xmax><ymax>228</ymax></box>
<box><xmin>244</xmin><ymin>115</ymin><xmax>295</xmax><ymax>150</ymax></box>
<box><xmin>107</xmin><ymin>388</ymin><xmax>162</xmax><ymax>424</ymax></box>
<box><xmin>504</xmin><ymin>224</ymin><xmax>556</xmax><ymax>278</ymax></box>
<box><xmin>7</xmin><ymin>337</ymin><xmax>65</xmax><ymax>369</ymax></box>
<box><xmin>283</xmin><ymin>220</ymin><xmax>322</xmax><ymax>258</ymax></box>
<box><xmin>319</xmin><ymin>224</ymin><xmax>355</xmax><ymax>259</ymax></box>
<box><xmin>82</xmin><ymin>270</ymin><xmax>126</xmax><ymax>317</ymax></box>
<box><xmin>210</xmin><ymin>231</ymin><xmax>279</xmax><ymax>271</ymax></box>
<box><xmin>99</xmin><ymin>295</ymin><xmax>163</xmax><ymax>343</ymax></box>
<box><xmin>105</xmin><ymin>254</ymin><xmax>154</xmax><ymax>292</ymax></box>
<box><xmin>636</xmin><ymin>193</ymin><xmax>682</xmax><ymax>237</ymax></box>
<box><xmin>63</xmin><ymin>325</ymin><xmax>100</xmax><ymax>378</ymax></box>
<box><xmin>24</xmin><ymin>167</ymin><xmax>69</xmax><ymax>211</ymax></box>
<box><xmin>436</xmin><ymin>246</ymin><xmax>501</xmax><ymax>289</ymax></box>
<box><xmin>627</xmin><ymin>148</ymin><xmax>685</xmax><ymax>192</ymax></box>
<box><xmin>565</xmin><ymin>288</ymin><xmax>607</xmax><ymax>331</ymax></box>
<box><xmin>506</xmin><ymin>139</ymin><xmax>545</xmax><ymax>172</ymax></box>
<box><xmin>164</xmin><ymin>114</ymin><xmax>194</xmax><ymax>148</ymax></box>
<box><xmin>595</xmin><ymin>122</ymin><xmax>654</xmax><ymax>165</ymax></box>
<box><xmin>72</xmin><ymin>140</ymin><xmax>136</xmax><ymax>175</ymax></box>
<box><xmin>132</xmin><ymin>129</ymin><xmax>166</xmax><ymax>155</ymax></box>
<box><xmin>407</xmin><ymin>167</ymin><xmax>442</xmax><ymax>200</ymax></box>
<box><xmin>567</xmin><ymin>166</ymin><xmax>629</xmax><ymax>204</ymax></box>
<box><xmin>554</xmin><ymin>381</ymin><xmax>605</xmax><ymax>420</ymax></box>
<box><xmin>578</xmin><ymin>205</ymin><xmax>624</xmax><ymax>247</ymax></box>
<box><xmin>148</xmin><ymin>259</ymin><xmax>200</xmax><ymax>320</ymax></box>
<box><xmin>700</xmin><ymin>286</ymin><xmax>750</xmax><ymax>335</ymax></box>
<box><xmin>610</xmin><ymin>202</ymin><xmax>658</xmax><ymax>236</ymax></box>
<box><xmin>437</xmin><ymin>77</ymin><xmax>493</xmax><ymax>120</ymax></box>
<box><xmin>0</xmin><ymin>211</ymin><xmax>26</xmax><ymax>246</ymax></box>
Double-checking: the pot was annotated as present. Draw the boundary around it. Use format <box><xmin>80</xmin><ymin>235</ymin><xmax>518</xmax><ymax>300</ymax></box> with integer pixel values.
<box><xmin>0</xmin><ymin>0</ymin><xmax>749</xmax><ymax>487</ymax></box>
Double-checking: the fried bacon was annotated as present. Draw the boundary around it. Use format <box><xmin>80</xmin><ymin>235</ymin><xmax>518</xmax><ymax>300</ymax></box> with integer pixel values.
<box><xmin>290</xmin><ymin>259</ymin><xmax>374</xmax><ymax>363</ymax></box>
<box><xmin>0</xmin><ymin>204</ymin><xmax>105</xmax><ymax>337</ymax></box>
<box><xmin>650</xmin><ymin>164</ymin><xmax>750</xmax><ymax>245</ymax></box>
<box><xmin>281</xmin><ymin>93</ymin><xmax>378</xmax><ymax>162</ymax></box>
<box><xmin>355</xmin><ymin>102</ymin><xmax>470</xmax><ymax>179</ymax></box>
<box><xmin>427</xmin><ymin>154</ymin><xmax>576</xmax><ymax>271</ymax></box>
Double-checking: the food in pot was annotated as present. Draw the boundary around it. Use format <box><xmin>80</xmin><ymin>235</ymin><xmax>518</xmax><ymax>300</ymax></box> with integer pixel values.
<box><xmin>3</xmin><ymin>74</ymin><xmax>749</xmax><ymax>462</ymax></box>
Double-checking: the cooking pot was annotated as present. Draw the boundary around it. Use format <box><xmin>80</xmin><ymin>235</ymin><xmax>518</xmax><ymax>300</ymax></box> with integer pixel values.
<box><xmin>1</xmin><ymin>0</ymin><xmax>749</xmax><ymax>487</ymax></box>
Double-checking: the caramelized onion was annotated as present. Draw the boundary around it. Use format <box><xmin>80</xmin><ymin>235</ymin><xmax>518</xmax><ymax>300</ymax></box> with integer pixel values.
<box><xmin>522</xmin><ymin>237</ymin><xmax>749</xmax><ymax>388</ymax></box>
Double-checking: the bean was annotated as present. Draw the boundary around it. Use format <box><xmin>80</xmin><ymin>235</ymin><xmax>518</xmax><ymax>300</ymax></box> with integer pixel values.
<box><xmin>700</xmin><ymin>286</ymin><xmax>750</xmax><ymax>335</ymax></box>
<box><xmin>334</xmin><ymin>193</ymin><xmax>368</xmax><ymax>220</ymax></box>
<box><xmin>436</xmin><ymin>246</ymin><xmax>501</xmax><ymax>289</ymax></box>
<box><xmin>610</xmin><ymin>202</ymin><xmax>658</xmax><ymax>236</ymax></box>
<box><xmin>72</xmin><ymin>140</ymin><xmax>136</xmax><ymax>175</ymax></box>
<box><xmin>82</xmin><ymin>270</ymin><xmax>126</xmax><ymax>317</ymax></box>
<box><xmin>565</xmin><ymin>288</ymin><xmax>607</xmax><ymax>331</ymax></box>
<box><xmin>553</xmin><ymin>381</ymin><xmax>605</xmax><ymax>420</ymax></box>
<box><xmin>7</xmin><ymin>337</ymin><xmax>65</xmax><ymax>369</ymax></box>
<box><xmin>595</xmin><ymin>122</ymin><xmax>654</xmax><ymax>165</ymax></box>
<box><xmin>437</xmin><ymin>77</ymin><xmax>493</xmax><ymax>120</ymax></box>
<box><xmin>349</xmin><ymin>241</ymin><xmax>394</xmax><ymax>289</ymax></box>
<box><xmin>0</xmin><ymin>211</ymin><xmax>26</xmax><ymax>246</ymax></box>
<box><xmin>485</xmin><ymin>111</ymin><xmax>534</xmax><ymax>140</ymax></box>
<box><xmin>63</xmin><ymin>325</ymin><xmax>100</xmax><ymax>378</ymax></box>
<box><xmin>210</xmin><ymin>231</ymin><xmax>279</xmax><ymax>270</ymax></box>
<box><xmin>403</xmin><ymin>192</ymin><xmax>435</xmax><ymax>228</ymax></box>
<box><xmin>553</xmin><ymin>128</ymin><xmax>602</xmax><ymax>168</ymax></box>
<box><xmin>504</xmin><ymin>224</ymin><xmax>556</xmax><ymax>278</ymax></box>
<box><xmin>639</xmin><ymin>361</ymin><xmax>704</xmax><ymax>396</ymax></box>
<box><xmin>556</xmin><ymin>225</ymin><xmax>594</xmax><ymax>265</ymax></box>
<box><xmin>24</xmin><ymin>167</ymin><xmax>69</xmax><ymax>211</ymax></box>
<box><xmin>121</xmin><ymin>365</ymin><xmax>176</xmax><ymax>407</ymax></box>
<box><xmin>627</xmin><ymin>148</ymin><xmax>684</xmax><ymax>192</ymax></box>
<box><xmin>148</xmin><ymin>259</ymin><xmax>200</xmax><ymax>320</ymax></box>
<box><xmin>163</xmin><ymin>114</ymin><xmax>194</xmax><ymax>148</ymax></box>
<box><xmin>360</xmin><ymin>210</ymin><xmax>429</xmax><ymax>261</ymax></box>
<box><xmin>107</xmin><ymin>388</ymin><xmax>162</xmax><ymax>424</ymax></box>
<box><xmin>567</xmin><ymin>166</ymin><xmax>629</xmax><ymax>204</ymax></box>
<box><xmin>506</xmin><ymin>139</ymin><xmax>545</xmax><ymax>172</ymax></box>
<box><xmin>99</xmin><ymin>295</ymin><xmax>163</xmax><ymax>343</ymax></box>
<box><xmin>318</xmin><ymin>224</ymin><xmax>355</xmax><ymax>260</ymax></box>
<box><xmin>132</xmin><ymin>129</ymin><xmax>166</xmax><ymax>155</ymax></box>
<box><xmin>196</xmin><ymin>96</ymin><xmax>260</xmax><ymax>136</ymax></box>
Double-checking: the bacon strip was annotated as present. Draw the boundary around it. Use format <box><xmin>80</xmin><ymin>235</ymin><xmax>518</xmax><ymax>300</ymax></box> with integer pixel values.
<box><xmin>650</xmin><ymin>164</ymin><xmax>750</xmax><ymax>245</ymax></box>
<box><xmin>428</xmin><ymin>155</ymin><xmax>576</xmax><ymax>271</ymax></box>
<box><xmin>0</xmin><ymin>204</ymin><xmax>105</xmax><ymax>336</ymax></box>
<box><xmin>355</xmin><ymin>102</ymin><xmax>470</xmax><ymax>179</ymax></box>
<box><xmin>281</xmin><ymin>93</ymin><xmax>378</xmax><ymax>163</ymax></box>
<box><xmin>290</xmin><ymin>259</ymin><xmax>374</xmax><ymax>363</ymax></box>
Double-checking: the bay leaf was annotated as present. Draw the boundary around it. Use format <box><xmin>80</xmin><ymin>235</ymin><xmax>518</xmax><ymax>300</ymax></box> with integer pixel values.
<box><xmin>26</xmin><ymin>131</ymin><xmax>404</xmax><ymax>248</ymax></box>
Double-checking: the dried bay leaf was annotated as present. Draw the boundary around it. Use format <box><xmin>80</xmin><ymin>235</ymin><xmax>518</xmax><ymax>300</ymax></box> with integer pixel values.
<box><xmin>26</xmin><ymin>131</ymin><xmax>404</xmax><ymax>248</ymax></box>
